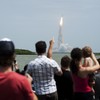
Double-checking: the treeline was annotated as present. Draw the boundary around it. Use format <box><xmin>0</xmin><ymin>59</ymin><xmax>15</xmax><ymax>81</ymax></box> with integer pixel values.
<box><xmin>15</xmin><ymin>49</ymin><xmax>36</xmax><ymax>55</ymax></box>
<box><xmin>15</xmin><ymin>49</ymin><xmax>100</xmax><ymax>55</ymax></box>
<box><xmin>95</xmin><ymin>53</ymin><xmax>100</xmax><ymax>55</ymax></box>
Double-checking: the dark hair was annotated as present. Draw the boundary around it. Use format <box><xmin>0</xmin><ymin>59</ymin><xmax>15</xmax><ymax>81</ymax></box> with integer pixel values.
<box><xmin>97</xmin><ymin>58</ymin><xmax>100</xmax><ymax>64</ymax></box>
<box><xmin>21</xmin><ymin>64</ymin><xmax>28</xmax><ymax>75</ymax></box>
<box><xmin>70</xmin><ymin>48</ymin><xmax>83</xmax><ymax>74</ymax></box>
<box><xmin>35</xmin><ymin>41</ymin><xmax>47</xmax><ymax>54</ymax></box>
<box><xmin>61</xmin><ymin>55</ymin><xmax>71</xmax><ymax>68</ymax></box>
<box><xmin>82</xmin><ymin>46</ymin><xmax>92</xmax><ymax>58</ymax></box>
<box><xmin>0</xmin><ymin>40</ymin><xmax>15</xmax><ymax>67</ymax></box>
<box><xmin>24</xmin><ymin>64</ymin><xmax>28</xmax><ymax>71</ymax></box>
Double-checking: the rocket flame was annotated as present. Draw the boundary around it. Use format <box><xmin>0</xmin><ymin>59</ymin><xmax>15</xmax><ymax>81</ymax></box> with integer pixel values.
<box><xmin>59</xmin><ymin>17</ymin><xmax>63</xmax><ymax>26</ymax></box>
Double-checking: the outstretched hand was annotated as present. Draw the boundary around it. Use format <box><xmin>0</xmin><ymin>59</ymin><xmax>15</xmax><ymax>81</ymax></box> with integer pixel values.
<box><xmin>49</xmin><ymin>37</ymin><xmax>55</xmax><ymax>45</ymax></box>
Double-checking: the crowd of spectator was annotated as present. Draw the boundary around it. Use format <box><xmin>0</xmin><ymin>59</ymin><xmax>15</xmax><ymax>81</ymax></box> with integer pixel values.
<box><xmin>0</xmin><ymin>37</ymin><xmax>100</xmax><ymax>100</ymax></box>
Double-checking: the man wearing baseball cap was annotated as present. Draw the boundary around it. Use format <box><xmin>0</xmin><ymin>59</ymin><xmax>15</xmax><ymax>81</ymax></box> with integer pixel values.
<box><xmin>0</xmin><ymin>38</ymin><xmax>38</xmax><ymax>100</ymax></box>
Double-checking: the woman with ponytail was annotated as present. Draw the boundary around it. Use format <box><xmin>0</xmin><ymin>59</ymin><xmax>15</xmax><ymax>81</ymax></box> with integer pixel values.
<box><xmin>70</xmin><ymin>48</ymin><xmax>99</xmax><ymax>100</ymax></box>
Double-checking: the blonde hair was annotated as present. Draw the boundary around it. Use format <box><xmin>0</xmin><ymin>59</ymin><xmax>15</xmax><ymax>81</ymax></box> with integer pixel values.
<box><xmin>82</xmin><ymin>46</ymin><xmax>92</xmax><ymax>58</ymax></box>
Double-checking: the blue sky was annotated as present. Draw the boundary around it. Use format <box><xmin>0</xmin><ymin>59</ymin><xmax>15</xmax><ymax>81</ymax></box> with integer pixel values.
<box><xmin>0</xmin><ymin>0</ymin><xmax>100</xmax><ymax>52</ymax></box>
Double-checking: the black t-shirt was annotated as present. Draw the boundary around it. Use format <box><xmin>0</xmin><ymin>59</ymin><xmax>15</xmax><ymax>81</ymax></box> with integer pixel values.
<box><xmin>54</xmin><ymin>69</ymin><xmax>73</xmax><ymax>100</ymax></box>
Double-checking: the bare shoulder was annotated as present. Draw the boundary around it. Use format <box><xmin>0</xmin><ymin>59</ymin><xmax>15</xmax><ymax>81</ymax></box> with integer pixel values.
<box><xmin>78</xmin><ymin>66</ymin><xmax>89</xmax><ymax>77</ymax></box>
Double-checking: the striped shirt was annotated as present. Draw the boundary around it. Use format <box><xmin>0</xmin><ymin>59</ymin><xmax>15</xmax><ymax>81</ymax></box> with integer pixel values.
<box><xmin>27</xmin><ymin>55</ymin><xmax>61</xmax><ymax>95</ymax></box>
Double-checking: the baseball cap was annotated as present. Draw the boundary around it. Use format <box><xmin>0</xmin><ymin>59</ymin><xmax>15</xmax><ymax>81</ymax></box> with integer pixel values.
<box><xmin>0</xmin><ymin>38</ymin><xmax>15</xmax><ymax>56</ymax></box>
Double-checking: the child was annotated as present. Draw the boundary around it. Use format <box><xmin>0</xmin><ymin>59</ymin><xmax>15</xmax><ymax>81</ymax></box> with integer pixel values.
<box><xmin>82</xmin><ymin>46</ymin><xmax>94</xmax><ymax>67</ymax></box>
<box><xmin>82</xmin><ymin>46</ymin><xmax>95</xmax><ymax>96</ymax></box>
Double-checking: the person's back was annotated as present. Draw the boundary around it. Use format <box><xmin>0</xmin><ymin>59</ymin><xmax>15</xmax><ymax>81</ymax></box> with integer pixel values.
<box><xmin>94</xmin><ymin>72</ymin><xmax>100</xmax><ymax>100</ymax></box>
<box><xmin>28</xmin><ymin>56</ymin><xmax>60</xmax><ymax>93</ymax></box>
<box><xmin>27</xmin><ymin>40</ymin><xmax>62</xmax><ymax>100</ymax></box>
<box><xmin>0</xmin><ymin>72</ymin><xmax>33</xmax><ymax>100</ymax></box>
<box><xmin>70</xmin><ymin>47</ymin><xmax>100</xmax><ymax>100</ymax></box>
<box><xmin>54</xmin><ymin>55</ymin><xmax>73</xmax><ymax>100</ymax></box>
<box><xmin>94</xmin><ymin>58</ymin><xmax>100</xmax><ymax>100</ymax></box>
<box><xmin>0</xmin><ymin>38</ymin><xmax>37</xmax><ymax>100</ymax></box>
<box><xmin>84</xmin><ymin>57</ymin><xmax>94</xmax><ymax>67</ymax></box>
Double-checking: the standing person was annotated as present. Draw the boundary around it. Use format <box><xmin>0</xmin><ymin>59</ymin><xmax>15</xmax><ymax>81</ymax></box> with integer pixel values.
<box><xmin>0</xmin><ymin>38</ymin><xmax>37</xmax><ymax>100</ymax></box>
<box><xmin>47</xmin><ymin>38</ymin><xmax>73</xmax><ymax>100</ymax></box>
<box><xmin>70</xmin><ymin>47</ymin><xmax>100</xmax><ymax>100</ymax></box>
<box><xmin>54</xmin><ymin>55</ymin><xmax>74</xmax><ymax>100</ymax></box>
<box><xmin>27</xmin><ymin>40</ymin><xmax>62</xmax><ymax>100</ymax></box>
<box><xmin>94</xmin><ymin>58</ymin><xmax>100</xmax><ymax>100</ymax></box>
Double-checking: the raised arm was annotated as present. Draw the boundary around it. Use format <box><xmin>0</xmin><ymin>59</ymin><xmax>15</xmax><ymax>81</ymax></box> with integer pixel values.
<box><xmin>81</xmin><ymin>53</ymin><xmax>100</xmax><ymax>74</ymax></box>
<box><xmin>47</xmin><ymin>38</ymin><xmax>54</xmax><ymax>59</ymax></box>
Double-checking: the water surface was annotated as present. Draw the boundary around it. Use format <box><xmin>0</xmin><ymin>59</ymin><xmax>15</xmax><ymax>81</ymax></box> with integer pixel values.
<box><xmin>16</xmin><ymin>53</ymin><xmax>100</xmax><ymax>70</ymax></box>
